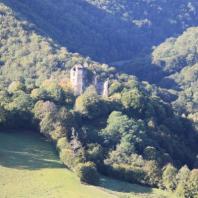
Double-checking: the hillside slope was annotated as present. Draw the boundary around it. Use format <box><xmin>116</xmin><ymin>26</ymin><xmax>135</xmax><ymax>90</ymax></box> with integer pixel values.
<box><xmin>152</xmin><ymin>27</ymin><xmax>198</xmax><ymax>127</ymax></box>
<box><xmin>0</xmin><ymin>2</ymin><xmax>113</xmax><ymax>88</ymax></box>
<box><xmin>0</xmin><ymin>2</ymin><xmax>198</xmax><ymax>196</ymax></box>
<box><xmin>2</xmin><ymin>0</ymin><xmax>198</xmax><ymax>63</ymax></box>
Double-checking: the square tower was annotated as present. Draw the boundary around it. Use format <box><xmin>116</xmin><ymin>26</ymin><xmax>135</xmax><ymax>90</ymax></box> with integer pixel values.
<box><xmin>70</xmin><ymin>64</ymin><xmax>88</xmax><ymax>95</ymax></box>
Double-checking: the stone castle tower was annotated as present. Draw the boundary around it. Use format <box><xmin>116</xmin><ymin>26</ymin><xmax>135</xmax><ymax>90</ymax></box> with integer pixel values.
<box><xmin>70</xmin><ymin>64</ymin><xmax>88</xmax><ymax>95</ymax></box>
<box><xmin>70</xmin><ymin>64</ymin><xmax>109</xmax><ymax>97</ymax></box>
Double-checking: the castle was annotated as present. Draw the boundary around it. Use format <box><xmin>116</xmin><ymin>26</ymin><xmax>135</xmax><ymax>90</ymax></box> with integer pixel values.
<box><xmin>70</xmin><ymin>64</ymin><xmax>109</xmax><ymax>97</ymax></box>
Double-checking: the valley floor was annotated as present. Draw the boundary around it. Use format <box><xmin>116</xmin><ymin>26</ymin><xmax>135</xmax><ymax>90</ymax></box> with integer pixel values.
<box><xmin>0</xmin><ymin>131</ymin><xmax>175</xmax><ymax>198</ymax></box>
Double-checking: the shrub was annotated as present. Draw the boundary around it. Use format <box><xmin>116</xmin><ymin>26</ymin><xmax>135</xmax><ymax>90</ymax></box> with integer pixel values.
<box><xmin>86</xmin><ymin>143</ymin><xmax>103</xmax><ymax>164</ymax></box>
<box><xmin>56</xmin><ymin>137</ymin><xmax>69</xmax><ymax>151</ymax></box>
<box><xmin>162</xmin><ymin>163</ymin><xmax>177</xmax><ymax>191</ymax></box>
<box><xmin>75</xmin><ymin>87</ymin><xmax>109</xmax><ymax>119</ymax></box>
<box><xmin>76</xmin><ymin>162</ymin><xmax>99</xmax><ymax>185</ymax></box>
<box><xmin>144</xmin><ymin>161</ymin><xmax>162</xmax><ymax>187</ymax></box>
<box><xmin>185</xmin><ymin>169</ymin><xmax>198</xmax><ymax>198</ymax></box>
<box><xmin>59</xmin><ymin>148</ymin><xmax>75</xmax><ymax>169</ymax></box>
<box><xmin>105</xmin><ymin>164</ymin><xmax>146</xmax><ymax>185</ymax></box>
<box><xmin>175</xmin><ymin>165</ymin><xmax>190</xmax><ymax>197</ymax></box>
<box><xmin>59</xmin><ymin>146</ymin><xmax>85</xmax><ymax>170</ymax></box>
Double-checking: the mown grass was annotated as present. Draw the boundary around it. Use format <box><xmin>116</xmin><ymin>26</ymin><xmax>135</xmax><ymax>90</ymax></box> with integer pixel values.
<box><xmin>0</xmin><ymin>131</ymin><xmax>175</xmax><ymax>198</ymax></box>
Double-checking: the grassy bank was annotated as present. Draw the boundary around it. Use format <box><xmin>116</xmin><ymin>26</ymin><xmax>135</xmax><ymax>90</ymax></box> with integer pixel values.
<box><xmin>0</xmin><ymin>131</ymin><xmax>175</xmax><ymax>198</ymax></box>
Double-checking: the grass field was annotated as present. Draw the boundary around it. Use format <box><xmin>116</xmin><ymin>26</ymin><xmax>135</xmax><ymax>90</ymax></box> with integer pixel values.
<box><xmin>0</xmin><ymin>131</ymin><xmax>175</xmax><ymax>198</ymax></box>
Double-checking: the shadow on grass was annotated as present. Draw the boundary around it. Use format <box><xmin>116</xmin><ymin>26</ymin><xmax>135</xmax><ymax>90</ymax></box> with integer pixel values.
<box><xmin>0</xmin><ymin>131</ymin><xmax>64</xmax><ymax>170</ymax></box>
<box><xmin>99</xmin><ymin>176</ymin><xmax>153</xmax><ymax>194</ymax></box>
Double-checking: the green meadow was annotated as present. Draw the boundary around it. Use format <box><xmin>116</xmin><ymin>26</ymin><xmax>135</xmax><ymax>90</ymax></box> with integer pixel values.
<box><xmin>0</xmin><ymin>131</ymin><xmax>175</xmax><ymax>198</ymax></box>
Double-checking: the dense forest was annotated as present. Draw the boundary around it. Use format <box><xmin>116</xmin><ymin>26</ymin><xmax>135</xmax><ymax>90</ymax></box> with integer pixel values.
<box><xmin>151</xmin><ymin>27</ymin><xmax>198</xmax><ymax>131</ymax></box>
<box><xmin>2</xmin><ymin>0</ymin><xmax>198</xmax><ymax>63</ymax></box>
<box><xmin>0</xmin><ymin>1</ymin><xmax>198</xmax><ymax>198</ymax></box>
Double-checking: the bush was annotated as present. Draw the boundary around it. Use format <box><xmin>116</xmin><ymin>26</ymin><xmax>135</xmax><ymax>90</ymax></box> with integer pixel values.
<box><xmin>75</xmin><ymin>87</ymin><xmax>109</xmax><ymax>119</ymax></box>
<box><xmin>185</xmin><ymin>169</ymin><xmax>198</xmax><ymax>198</ymax></box>
<box><xmin>144</xmin><ymin>161</ymin><xmax>162</xmax><ymax>187</ymax></box>
<box><xmin>175</xmin><ymin>165</ymin><xmax>190</xmax><ymax>197</ymax></box>
<box><xmin>59</xmin><ymin>148</ymin><xmax>75</xmax><ymax>169</ymax></box>
<box><xmin>56</xmin><ymin>137</ymin><xmax>69</xmax><ymax>151</ymax></box>
<box><xmin>162</xmin><ymin>163</ymin><xmax>177</xmax><ymax>191</ymax></box>
<box><xmin>105</xmin><ymin>164</ymin><xmax>146</xmax><ymax>185</ymax></box>
<box><xmin>86</xmin><ymin>143</ymin><xmax>103</xmax><ymax>164</ymax></box>
<box><xmin>76</xmin><ymin>162</ymin><xmax>99</xmax><ymax>185</ymax></box>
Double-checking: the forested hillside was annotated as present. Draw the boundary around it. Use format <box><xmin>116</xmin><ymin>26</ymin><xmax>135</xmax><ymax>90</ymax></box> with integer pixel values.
<box><xmin>0</xmin><ymin>1</ymin><xmax>198</xmax><ymax>197</ymax></box>
<box><xmin>2</xmin><ymin>0</ymin><xmax>198</xmax><ymax>63</ymax></box>
<box><xmin>152</xmin><ymin>27</ymin><xmax>198</xmax><ymax>130</ymax></box>
<box><xmin>0</xmin><ymin>2</ymin><xmax>114</xmax><ymax>88</ymax></box>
